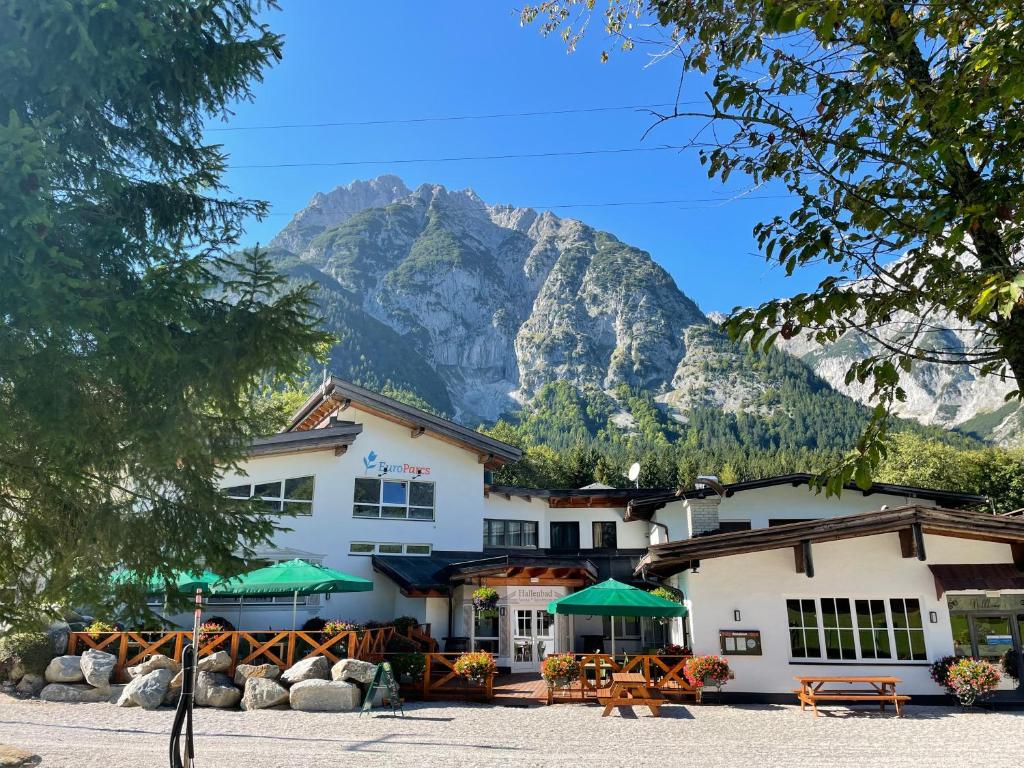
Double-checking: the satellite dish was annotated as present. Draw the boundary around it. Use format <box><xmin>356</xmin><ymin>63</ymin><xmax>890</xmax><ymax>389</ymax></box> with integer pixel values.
<box><xmin>627</xmin><ymin>462</ymin><xmax>641</xmax><ymax>482</ymax></box>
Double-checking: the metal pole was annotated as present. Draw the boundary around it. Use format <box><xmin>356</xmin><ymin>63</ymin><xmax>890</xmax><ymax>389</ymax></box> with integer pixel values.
<box><xmin>611</xmin><ymin>616</ymin><xmax>616</xmax><ymax>658</ymax></box>
<box><xmin>291</xmin><ymin>590</ymin><xmax>298</xmax><ymax>631</ymax></box>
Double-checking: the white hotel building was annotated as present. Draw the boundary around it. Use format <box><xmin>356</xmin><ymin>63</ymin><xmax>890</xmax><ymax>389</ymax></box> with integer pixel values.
<box><xmin>217</xmin><ymin>377</ymin><xmax>1024</xmax><ymax>701</ymax></box>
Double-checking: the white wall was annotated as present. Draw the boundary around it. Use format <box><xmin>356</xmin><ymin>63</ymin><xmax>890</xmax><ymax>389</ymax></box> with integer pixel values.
<box><xmin>682</xmin><ymin>533</ymin><xmax>1017</xmax><ymax>696</ymax></box>
<box><xmin>484</xmin><ymin>494</ymin><xmax>647</xmax><ymax>549</ymax></box>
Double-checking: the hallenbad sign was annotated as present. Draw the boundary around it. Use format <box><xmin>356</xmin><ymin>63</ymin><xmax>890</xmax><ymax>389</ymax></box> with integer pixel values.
<box><xmin>361</xmin><ymin>450</ymin><xmax>431</xmax><ymax>477</ymax></box>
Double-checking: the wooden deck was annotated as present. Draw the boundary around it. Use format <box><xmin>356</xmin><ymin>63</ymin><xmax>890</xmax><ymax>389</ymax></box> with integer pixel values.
<box><xmin>492</xmin><ymin>673</ymin><xmax>550</xmax><ymax>706</ymax></box>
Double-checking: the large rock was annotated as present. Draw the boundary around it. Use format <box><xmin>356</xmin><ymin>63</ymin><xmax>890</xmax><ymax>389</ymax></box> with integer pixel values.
<box><xmin>43</xmin><ymin>656</ymin><xmax>83</xmax><ymax>684</ymax></box>
<box><xmin>279</xmin><ymin>656</ymin><xmax>329</xmax><ymax>686</ymax></box>
<box><xmin>80</xmin><ymin>649</ymin><xmax>117</xmax><ymax>688</ymax></box>
<box><xmin>0</xmin><ymin>744</ymin><xmax>40</xmax><ymax>767</ymax></box>
<box><xmin>127</xmin><ymin>654</ymin><xmax>179</xmax><ymax>679</ymax></box>
<box><xmin>288</xmin><ymin>679</ymin><xmax>360</xmax><ymax>712</ymax></box>
<box><xmin>15</xmin><ymin>674</ymin><xmax>45</xmax><ymax>697</ymax></box>
<box><xmin>196</xmin><ymin>651</ymin><xmax>231</xmax><ymax>673</ymax></box>
<box><xmin>331</xmin><ymin>658</ymin><xmax>377</xmax><ymax>686</ymax></box>
<box><xmin>233</xmin><ymin>663</ymin><xmax>280</xmax><ymax>686</ymax></box>
<box><xmin>240</xmin><ymin>677</ymin><xmax>289</xmax><ymax>711</ymax></box>
<box><xmin>39</xmin><ymin>683</ymin><xmax>111</xmax><ymax>703</ymax></box>
<box><xmin>7</xmin><ymin>661</ymin><xmax>26</xmax><ymax>685</ymax></box>
<box><xmin>117</xmin><ymin>668</ymin><xmax>174</xmax><ymax>710</ymax></box>
<box><xmin>195</xmin><ymin>672</ymin><xmax>241</xmax><ymax>708</ymax></box>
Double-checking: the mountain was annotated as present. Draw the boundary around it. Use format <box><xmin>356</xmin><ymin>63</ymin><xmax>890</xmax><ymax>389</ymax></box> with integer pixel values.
<box><xmin>263</xmin><ymin>176</ymin><xmax>1009</xmax><ymax>449</ymax></box>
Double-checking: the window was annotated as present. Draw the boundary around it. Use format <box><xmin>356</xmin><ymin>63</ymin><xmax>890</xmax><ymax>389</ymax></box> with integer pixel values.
<box><xmin>890</xmin><ymin>598</ymin><xmax>927</xmax><ymax>660</ymax></box>
<box><xmin>787</xmin><ymin>599</ymin><xmax>821</xmax><ymax>658</ymax></box>
<box><xmin>855</xmin><ymin>599</ymin><xmax>892</xmax><ymax>659</ymax></box>
<box><xmin>717</xmin><ymin>520</ymin><xmax>752</xmax><ymax>533</ymax></box>
<box><xmin>821</xmin><ymin>598</ymin><xmax>856</xmax><ymax>660</ymax></box>
<box><xmin>602</xmin><ymin>615</ymin><xmax>641</xmax><ymax>638</ymax></box>
<box><xmin>348</xmin><ymin>542</ymin><xmax>432</xmax><ymax>556</ymax></box>
<box><xmin>483</xmin><ymin>519</ymin><xmax>538</xmax><ymax>549</ymax></box>
<box><xmin>550</xmin><ymin>521</ymin><xmax>580</xmax><ymax>550</ymax></box>
<box><xmin>592</xmin><ymin>521</ymin><xmax>617</xmax><ymax>549</ymax></box>
<box><xmin>353</xmin><ymin>478</ymin><xmax>434</xmax><ymax>520</ymax></box>
<box><xmin>785</xmin><ymin>597</ymin><xmax>927</xmax><ymax>662</ymax></box>
<box><xmin>225</xmin><ymin>476</ymin><xmax>315</xmax><ymax>515</ymax></box>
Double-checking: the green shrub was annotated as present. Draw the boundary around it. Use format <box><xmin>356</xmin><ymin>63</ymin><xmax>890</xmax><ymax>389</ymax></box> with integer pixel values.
<box><xmin>0</xmin><ymin>632</ymin><xmax>54</xmax><ymax>680</ymax></box>
<box><xmin>393</xmin><ymin>616</ymin><xmax>418</xmax><ymax>634</ymax></box>
<box><xmin>389</xmin><ymin>652</ymin><xmax>425</xmax><ymax>683</ymax></box>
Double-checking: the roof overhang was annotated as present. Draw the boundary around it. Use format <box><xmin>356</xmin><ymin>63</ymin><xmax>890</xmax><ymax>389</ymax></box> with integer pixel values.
<box><xmin>247</xmin><ymin>423</ymin><xmax>363</xmax><ymax>458</ymax></box>
<box><xmin>626</xmin><ymin>473</ymin><xmax>989</xmax><ymax>520</ymax></box>
<box><xmin>929</xmin><ymin>563</ymin><xmax>1024</xmax><ymax>597</ymax></box>
<box><xmin>284</xmin><ymin>377</ymin><xmax>521</xmax><ymax>469</ymax></box>
<box><xmin>637</xmin><ymin>505</ymin><xmax>1024</xmax><ymax>578</ymax></box>
<box><xmin>486</xmin><ymin>485</ymin><xmax>675</xmax><ymax>509</ymax></box>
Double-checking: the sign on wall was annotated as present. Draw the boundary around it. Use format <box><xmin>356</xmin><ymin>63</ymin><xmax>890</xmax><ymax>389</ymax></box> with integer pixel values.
<box><xmin>720</xmin><ymin>630</ymin><xmax>762</xmax><ymax>656</ymax></box>
<box><xmin>504</xmin><ymin>586</ymin><xmax>567</xmax><ymax>605</ymax></box>
<box><xmin>361</xmin><ymin>450</ymin><xmax>431</xmax><ymax>477</ymax></box>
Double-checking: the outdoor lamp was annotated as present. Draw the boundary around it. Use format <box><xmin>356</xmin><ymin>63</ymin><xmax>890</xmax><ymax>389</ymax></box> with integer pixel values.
<box><xmin>733</xmin><ymin>609</ymin><xmax>741</xmax><ymax>622</ymax></box>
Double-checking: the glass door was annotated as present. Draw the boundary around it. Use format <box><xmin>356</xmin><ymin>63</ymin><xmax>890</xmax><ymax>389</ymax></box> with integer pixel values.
<box><xmin>968</xmin><ymin>614</ymin><xmax>1021</xmax><ymax>692</ymax></box>
<box><xmin>511</xmin><ymin>609</ymin><xmax>554</xmax><ymax>673</ymax></box>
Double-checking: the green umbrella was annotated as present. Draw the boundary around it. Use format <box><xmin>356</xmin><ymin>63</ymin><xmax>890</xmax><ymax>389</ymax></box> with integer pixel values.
<box><xmin>547</xmin><ymin>578</ymin><xmax>686</xmax><ymax>656</ymax></box>
<box><xmin>214</xmin><ymin>559</ymin><xmax>373</xmax><ymax>629</ymax></box>
<box><xmin>111</xmin><ymin>569</ymin><xmax>224</xmax><ymax>594</ymax></box>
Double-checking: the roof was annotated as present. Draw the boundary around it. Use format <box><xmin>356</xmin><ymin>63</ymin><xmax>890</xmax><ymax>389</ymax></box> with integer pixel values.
<box><xmin>372</xmin><ymin>548</ymin><xmax>648</xmax><ymax>595</ymax></box>
<box><xmin>486</xmin><ymin>485</ymin><xmax>674</xmax><ymax>508</ymax></box>
<box><xmin>929</xmin><ymin>564</ymin><xmax>1024</xmax><ymax>596</ymax></box>
<box><xmin>637</xmin><ymin>505</ymin><xmax>1024</xmax><ymax>577</ymax></box>
<box><xmin>248</xmin><ymin>423</ymin><xmax>363</xmax><ymax>458</ymax></box>
<box><xmin>626</xmin><ymin>473</ymin><xmax>988</xmax><ymax>520</ymax></box>
<box><xmin>283</xmin><ymin>377</ymin><xmax>522</xmax><ymax>468</ymax></box>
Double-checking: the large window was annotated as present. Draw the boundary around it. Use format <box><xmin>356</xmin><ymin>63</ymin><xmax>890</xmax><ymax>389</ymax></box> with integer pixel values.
<box><xmin>224</xmin><ymin>476</ymin><xmax>314</xmax><ymax>516</ymax></box>
<box><xmin>550</xmin><ymin>521</ymin><xmax>580</xmax><ymax>550</ymax></box>
<box><xmin>592</xmin><ymin>521</ymin><xmax>617</xmax><ymax>549</ymax></box>
<box><xmin>349</xmin><ymin>542</ymin><xmax>432</xmax><ymax>556</ymax></box>
<box><xmin>602</xmin><ymin>615</ymin><xmax>641</xmax><ymax>639</ymax></box>
<box><xmin>786</xmin><ymin>597</ymin><xmax>928</xmax><ymax>662</ymax></box>
<box><xmin>353</xmin><ymin>478</ymin><xmax>434</xmax><ymax>520</ymax></box>
<box><xmin>483</xmin><ymin>519</ymin><xmax>538</xmax><ymax>548</ymax></box>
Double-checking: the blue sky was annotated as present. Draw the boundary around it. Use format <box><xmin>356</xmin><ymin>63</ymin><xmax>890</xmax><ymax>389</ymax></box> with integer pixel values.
<box><xmin>213</xmin><ymin>1</ymin><xmax>830</xmax><ymax>314</ymax></box>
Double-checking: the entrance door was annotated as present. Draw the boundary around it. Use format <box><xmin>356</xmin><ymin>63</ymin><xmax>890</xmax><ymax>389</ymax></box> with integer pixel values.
<box><xmin>953</xmin><ymin>613</ymin><xmax>1023</xmax><ymax>693</ymax></box>
<box><xmin>511</xmin><ymin>609</ymin><xmax>554</xmax><ymax>673</ymax></box>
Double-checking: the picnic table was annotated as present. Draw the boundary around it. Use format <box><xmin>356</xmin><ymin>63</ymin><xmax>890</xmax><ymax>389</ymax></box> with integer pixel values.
<box><xmin>794</xmin><ymin>675</ymin><xmax>910</xmax><ymax>717</ymax></box>
<box><xmin>596</xmin><ymin>672</ymin><xmax>665</xmax><ymax>717</ymax></box>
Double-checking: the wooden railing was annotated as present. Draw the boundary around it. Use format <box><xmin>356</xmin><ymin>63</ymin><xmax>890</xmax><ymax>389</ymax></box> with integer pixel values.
<box><xmin>544</xmin><ymin>653</ymin><xmax>699</xmax><ymax>704</ymax></box>
<box><xmin>68</xmin><ymin>624</ymin><xmax>435</xmax><ymax>682</ymax></box>
<box><xmin>418</xmin><ymin>653</ymin><xmax>494</xmax><ymax>701</ymax></box>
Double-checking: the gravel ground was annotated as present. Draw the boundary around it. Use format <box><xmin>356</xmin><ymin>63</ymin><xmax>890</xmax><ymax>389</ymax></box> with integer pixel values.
<box><xmin>0</xmin><ymin>693</ymin><xmax>1021</xmax><ymax>768</ymax></box>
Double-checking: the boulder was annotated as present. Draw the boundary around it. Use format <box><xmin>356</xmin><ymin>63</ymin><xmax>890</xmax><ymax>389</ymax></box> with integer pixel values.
<box><xmin>80</xmin><ymin>649</ymin><xmax>117</xmax><ymax>688</ymax></box>
<box><xmin>43</xmin><ymin>656</ymin><xmax>83</xmax><ymax>684</ymax></box>
<box><xmin>279</xmin><ymin>656</ymin><xmax>329</xmax><ymax>686</ymax></box>
<box><xmin>195</xmin><ymin>672</ymin><xmax>241</xmax><ymax>708</ymax></box>
<box><xmin>233</xmin><ymin>663</ymin><xmax>280</xmax><ymax>686</ymax></box>
<box><xmin>15</xmin><ymin>674</ymin><xmax>46</xmax><ymax>697</ymax></box>
<box><xmin>8</xmin><ymin>662</ymin><xmax>26</xmax><ymax>685</ymax></box>
<box><xmin>40</xmin><ymin>683</ymin><xmax>112</xmax><ymax>704</ymax></box>
<box><xmin>163</xmin><ymin>671</ymin><xmax>184</xmax><ymax>706</ymax></box>
<box><xmin>45</xmin><ymin>621</ymin><xmax>71</xmax><ymax>656</ymax></box>
<box><xmin>117</xmin><ymin>668</ymin><xmax>174</xmax><ymax>710</ymax></box>
<box><xmin>330</xmin><ymin>658</ymin><xmax>377</xmax><ymax>686</ymax></box>
<box><xmin>127</xmin><ymin>654</ymin><xmax>179</xmax><ymax>679</ymax></box>
<box><xmin>196</xmin><ymin>651</ymin><xmax>231</xmax><ymax>673</ymax></box>
<box><xmin>288</xmin><ymin>679</ymin><xmax>360</xmax><ymax>712</ymax></box>
<box><xmin>0</xmin><ymin>744</ymin><xmax>40</xmax><ymax>767</ymax></box>
<box><xmin>240</xmin><ymin>677</ymin><xmax>289</xmax><ymax>711</ymax></box>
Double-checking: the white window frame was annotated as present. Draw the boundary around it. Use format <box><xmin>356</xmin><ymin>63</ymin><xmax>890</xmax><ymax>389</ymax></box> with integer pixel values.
<box><xmin>784</xmin><ymin>595</ymin><xmax>929</xmax><ymax>663</ymax></box>
<box><xmin>353</xmin><ymin>478</ymin><xmax>435</xmax><ymax>521</ymax></box>
<box><xmin>224</xmin><ymin>476</ymin><xmax>315</xmax><ymax>516</ymax></box>
<box><xmin>348</xmin><ymin>542</ymin><xmax>432</xmax><ymax>556</ymax></box>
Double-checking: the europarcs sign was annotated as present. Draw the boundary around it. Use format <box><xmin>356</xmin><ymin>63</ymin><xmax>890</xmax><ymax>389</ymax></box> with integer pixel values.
<box><xmin>361</xmin><ymin>450</ymin><xmax>431</xmax><ymax>477</ymax></box>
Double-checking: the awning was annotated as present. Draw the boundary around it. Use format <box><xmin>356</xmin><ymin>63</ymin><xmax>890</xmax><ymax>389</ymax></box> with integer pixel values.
<box><xmin>929</xmin><ymin>563</ymin><xmax>1024</xmax><ymax>597</ymax></box>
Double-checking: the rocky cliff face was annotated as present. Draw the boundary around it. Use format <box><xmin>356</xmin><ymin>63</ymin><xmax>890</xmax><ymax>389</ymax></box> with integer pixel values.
<box><xmin>267</xmin><ymin>176</ymin><xmax>1019</xmax><ymax>444</ymax></box>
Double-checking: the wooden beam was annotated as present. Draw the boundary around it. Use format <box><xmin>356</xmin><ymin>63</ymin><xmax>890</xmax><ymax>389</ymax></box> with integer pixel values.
<box><xmin>338</xmin><ymin>397</ymin><xmax>352</xmax><ymax>411</ymax></box>
<box><xmin>334</xmin><ymin>445</ymin><xmax>348</xmax><ymax>456</ymax></box>
<box><xmin>482</xmin><ymin>577</ymin><xmax>587</xmax><ymax>587</ymax></box>
<box><xmin>1013</xmin><ymin>543</ymin><xmax>1024</xmax><ymax>570</ymax></box>
<box><xmin>912</xmin><ymin>521</ymin><xmax>927</xmax><ymax>561</ymax></box>
<box><xmin>410</xmin><ymin>425</ymin><xmax>425</xmax><ymax>438</ymax></box>
<box><xmin>899</xmin><ymin>527</ymin><xmax>915</xmax><ymax>558</ymax></box>
<box><xmin>794</xmin><ymin>540</ymin><xmax>814</xmax><ymax>577</ymax></box>
<box><xmin>478</xmin><ymin>453</ymin><xmax>493</xmax><ymax>465</ymax></box>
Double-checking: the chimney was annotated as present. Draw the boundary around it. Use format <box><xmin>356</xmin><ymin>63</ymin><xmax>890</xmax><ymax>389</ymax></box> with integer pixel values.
<box><xmin>686</xmin><ymin>475</ymin><xmax>722</xmax><ymax>537</ymax></box>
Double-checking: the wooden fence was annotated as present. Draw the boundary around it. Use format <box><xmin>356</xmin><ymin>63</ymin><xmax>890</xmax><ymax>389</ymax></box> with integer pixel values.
<box><xmin>544</xmin><ymin>653</ymin><xmax>699</xmax><ymax>704</ymax></box>
<box><xmin>417</xmin><ymin>653</ymin><xmax>494</xmax><ymax>701</ymax></box>
<box><xmin>68</xmin><ymin>625</ymin><xmax>436</xmax><ymax>682</ymax></box>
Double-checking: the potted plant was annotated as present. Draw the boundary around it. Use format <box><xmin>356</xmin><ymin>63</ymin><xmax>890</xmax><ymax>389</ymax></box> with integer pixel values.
<box><xmin>946</xmin><ymin>657</ymin><xmax>1001</xmax><ymax>707</ymax></box>
<box><xmin>684</xmin><ymin>655</ymin><xmax>731</xmax><ymax>702</ymax></box>
<box><xmin>323</xmin><ymin>620</ymin><xmax>362</xmax><ymax>657</ymax></box>
<box><xmin>929</xmin><ymin>654</ymin><xmax>958</xmax><ymax>698</ymax></box>
<box><xmin>1001</xmin><ymin>649</ymin><xmax>1020</xmax><ymax>685</ymax></box>
<box><xmin>472</xmin><ymin>587</ymin><xmax>499</xmax><ymax>618</ymax></box>
<box><xmin>658</xmin><ymin>643</ymin><xmax>691</xmax><ymax>657</ymax></box>
<box><xmin>540</xmin><ymin>653</ymin><xmax>581</xmax><ymax>689</ymax></box>
<box><xmin>453</xmin><ymin>651</ymin><xmax>496</xmax><ymax>687</ymax></box>
<box><xmin>198</xmin><ymin>620</ymin><xmax>227</xmax><ymax>646</ymax></box>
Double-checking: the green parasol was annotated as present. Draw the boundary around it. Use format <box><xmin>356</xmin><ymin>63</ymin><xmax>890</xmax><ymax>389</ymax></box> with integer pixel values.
<box><xmin>547</xmin><ymin>578</ymin><xmax>686</xmax><ymax>656</ymax></box>
<box><xmin>111</xmin><ymin>569</ymin><xmax>224</xmax><ymax>594</ymax></box>
<box><xmin>213</xmin><ymin>559</ymin><xmax>373</xmax><ymax>629</ymax></box>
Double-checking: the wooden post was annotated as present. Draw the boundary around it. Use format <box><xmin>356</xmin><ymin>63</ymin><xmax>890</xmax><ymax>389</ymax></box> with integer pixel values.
<box><xmin>286</xmin><ymin>631</ymin><xmax>295</xmax><ymax>668</ymax></box>
<box><xmin>229</xmin><ymin>632</ymin><xmax>240</xmax><ymax>676</ymax></box>
<box><xmin>422</xmin><ymin>654</ymin><xmax>432</xmax><ymax>699</ymax></box>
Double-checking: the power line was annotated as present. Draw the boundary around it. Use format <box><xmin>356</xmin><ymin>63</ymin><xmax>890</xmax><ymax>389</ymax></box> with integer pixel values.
<box><xmin>208</xmin><ymin>101</ymin><xmax>704</xmax><ymax>132</ymax></box>
<box><xmin>257</xmin><ymin>193</ymin><xmax>793</xmax><ymax>216</ymax></box>
<box><xmin>230</xmin><ymin>145</ymin><xmax>688</xmax><ymax>170</ymax></box>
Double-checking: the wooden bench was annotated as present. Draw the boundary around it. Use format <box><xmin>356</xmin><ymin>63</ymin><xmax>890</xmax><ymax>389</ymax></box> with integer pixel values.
<box><xmin>598</xmin><ymin>673</ymin><xmax>665</xmax><ymax>717</ymax></box>
<box><xmin>794</xmin><ymin>676</ymin><xmax>910</xmax><ymax>717</ymax></box>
